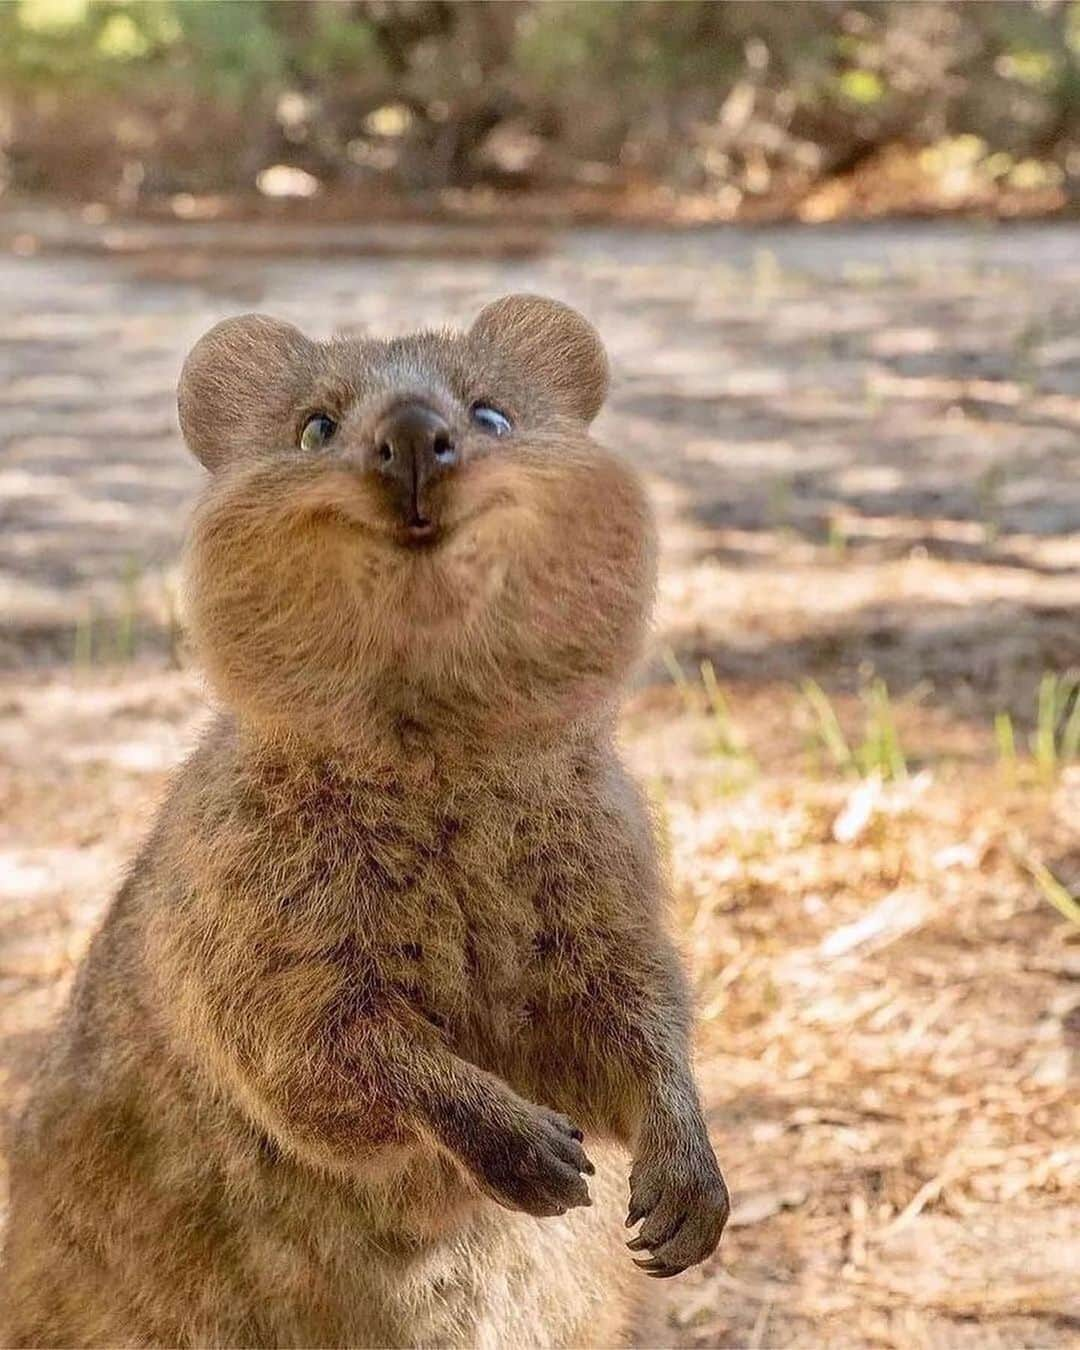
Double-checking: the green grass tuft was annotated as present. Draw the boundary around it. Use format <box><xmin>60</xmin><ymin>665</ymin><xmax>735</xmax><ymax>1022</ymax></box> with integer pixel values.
<box><xmin>1032</xmin><ymin>671</ymin><xmax>1079</xmax><ymax>784</ymax></box>
<box><xmin>857</xmin><ymin>678</ymin><xmax>908</xmax><ymax>781</ymax></box>
<box><xmin>801</xmin><ymin>677</ymin><xmax>908</xmax><ymax>782</ymax></box>
<box><xmin>800</xmin><ymin>678</ymin><xmax>856</xmax><ymax>776</ymax></box>
<box><xmin>662</xmin><ymin>649</ymin><xmax>756</xmax><ymax>775</ymax></box>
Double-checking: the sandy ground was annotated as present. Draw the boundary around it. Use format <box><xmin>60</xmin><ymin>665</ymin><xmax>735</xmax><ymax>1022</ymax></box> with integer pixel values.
<box><xmin>1</xmin><ymin>221</ymin><xmax>1078</xmax><ymax>1347</ymax></box>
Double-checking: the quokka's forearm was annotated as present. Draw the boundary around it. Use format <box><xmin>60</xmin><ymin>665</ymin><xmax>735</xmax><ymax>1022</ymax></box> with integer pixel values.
<box><xmin>210</xmin><ymin>991</ymin><xmax>522</xmax><ymax>1169</ymax></box>
<box><xmin>545</xmin><ymin>928</ymin><xmax>704</xmax><ymax>1146</ymax></box>
<box><xmin>208</xmin><ymin>995</ymin><xmax>596</xmax><ymax>1215</ymax></box>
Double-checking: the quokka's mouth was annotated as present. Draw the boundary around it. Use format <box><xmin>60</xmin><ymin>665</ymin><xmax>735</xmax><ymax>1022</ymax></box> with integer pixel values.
<box><xmin>399</xmin><ymin>518</ymin><xmax>440</xmax><ymax>548</ymax></box>
<box><xmin>319</xmin><ymin>493</ymin><xmax>509</xmax><ymax>556</ymax></box>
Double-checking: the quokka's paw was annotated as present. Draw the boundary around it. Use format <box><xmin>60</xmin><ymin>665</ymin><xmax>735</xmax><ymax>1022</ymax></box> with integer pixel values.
<box><xmin>466</xmin><ymin>1103</ymin><xmax>595</xmax><ymax>1219</ymax></box>
<box><xmin>625</xmin><ymin>1135</ymin><xmax>730</xmax><ymax>1278</ymax></box>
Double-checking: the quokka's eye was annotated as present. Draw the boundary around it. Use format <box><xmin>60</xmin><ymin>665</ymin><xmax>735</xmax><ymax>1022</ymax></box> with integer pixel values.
<box><xmin>299</xmin><ymin>413</ymin><xmax>337</xmax><ymax>452</ymax></box>
<box><xmin>470</xmin><ymin>403</ymin><xmax>512</xmax><ymax>437</ymax></box>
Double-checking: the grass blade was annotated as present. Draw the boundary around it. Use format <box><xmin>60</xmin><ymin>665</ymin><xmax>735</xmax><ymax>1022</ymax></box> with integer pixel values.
<box><xmin>801</xmin><ymin>679</ymin><xmax>855</xmax><ymax>774</ymax></box>
<box><xmin>1024</xmin><ymin>858</ymin><xmax>1080</xmax><ymax>929</ymax></box>
<box><xmin>1034</xmin><ymin>672</ymin><xmax>1058</xmax><ymax>783</ymax></box>
<box><xmin>661</xmin><ymin>646</ymin><xmax>699</xmax><ymax>718</ymax></box>
<box><xmin>994</xmin><ymin>711</ymin><xmax>1017</xmax><ymax>782</ymax></box>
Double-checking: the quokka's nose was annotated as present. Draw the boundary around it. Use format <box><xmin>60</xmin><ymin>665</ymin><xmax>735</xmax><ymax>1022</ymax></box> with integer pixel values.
<box><xmin>371</xmin><ymin>403</ymin><xmax>458</xmax><ymax>523</ymax></box>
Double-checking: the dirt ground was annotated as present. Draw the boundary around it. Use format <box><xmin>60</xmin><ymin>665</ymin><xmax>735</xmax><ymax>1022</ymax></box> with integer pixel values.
<box><xmin>1</xmin><ymin>220</ymin><xmax>1078</xmax><ymax>1348</ymax></box>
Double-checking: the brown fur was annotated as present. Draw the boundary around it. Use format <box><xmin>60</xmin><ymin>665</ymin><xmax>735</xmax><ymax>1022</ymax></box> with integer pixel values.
<box><xmin>2</xmin><ymin>295</ymin><xmax>729</xmax><ymax>1348</ymax></box>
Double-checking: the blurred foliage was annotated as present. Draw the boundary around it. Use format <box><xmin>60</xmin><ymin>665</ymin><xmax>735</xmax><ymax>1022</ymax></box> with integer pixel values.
<box><xmin>3</xmin><ymin>0</ymin><xmax>1080</xmax><ymax>212</ymax></box>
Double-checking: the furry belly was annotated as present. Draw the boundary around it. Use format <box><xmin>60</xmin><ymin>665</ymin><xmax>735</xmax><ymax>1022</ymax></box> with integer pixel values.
<box><xmin>178</xmin><ymin>1138</ymin><xmax>632</xmax><ymax>1348</ymax></box>
<box><xmin>186</xmin><ymin>1141</ymin><xmax>633</xmax><ymax>1348</ymax></box>
<box><xmin>4</xmin><ymin>1113</ymin><xmax>630</xmax><ymax>1350</ymax></box>
<box><xmin>322</xmin><ymin>1145</ymin><xmax>632</xmax><ymax>1350</ymax></box>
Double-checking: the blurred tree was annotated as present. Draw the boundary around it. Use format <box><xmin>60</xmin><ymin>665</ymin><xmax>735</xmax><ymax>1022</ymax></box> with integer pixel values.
<box><xmin>1</xmin><ymin>0</ymin><xmax>1079</xmax><ymax>213</ymax></box>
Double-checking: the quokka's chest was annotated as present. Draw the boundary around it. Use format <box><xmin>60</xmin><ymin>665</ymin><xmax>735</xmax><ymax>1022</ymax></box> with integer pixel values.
<box><xmin>351</xmin><ymin>806</ymin><xmax>589</xmax><ymax>1050</ymax></box>
<box><xmin>257</xmin><ymin>787</ymin><xmax>610</xmax><ymax>1055</ymax></box>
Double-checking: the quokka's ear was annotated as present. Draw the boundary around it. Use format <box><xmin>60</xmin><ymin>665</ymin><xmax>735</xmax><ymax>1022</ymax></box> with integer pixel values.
<box><xmin>470</xmin><ymin>294</ymin><xmax>609</xmax><ymax>423</ymax></box>
<box><xmin>177</xmin><ymin>314</ymin><xmax>317</xmax><ymax>471</ymax></box>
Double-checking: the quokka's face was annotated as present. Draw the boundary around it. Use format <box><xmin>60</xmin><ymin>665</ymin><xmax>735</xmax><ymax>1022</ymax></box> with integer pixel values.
<box><xmin>179</xmin><ymin>296</ymin><xmax>656</xmax><ymax>744</ymax></box>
